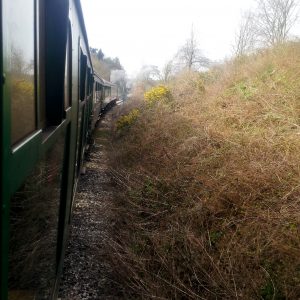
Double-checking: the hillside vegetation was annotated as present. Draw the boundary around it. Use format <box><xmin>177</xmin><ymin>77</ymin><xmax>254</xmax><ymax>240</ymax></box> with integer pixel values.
<box><xmin>108</xmin><ymin>42</ymin><xmax>300</xmax><ymax>299</ymax></box>
<box><xmin>90</xmin><ymin>49</ymin><xmax>123</xmax><ymax>80</ymax></box>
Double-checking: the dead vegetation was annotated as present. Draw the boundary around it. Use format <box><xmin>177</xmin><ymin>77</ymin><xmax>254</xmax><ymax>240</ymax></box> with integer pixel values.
<box><xmin>108</xmin><ymin>42</ymin><xmax>300</xmax><ymax>299</ymax></box>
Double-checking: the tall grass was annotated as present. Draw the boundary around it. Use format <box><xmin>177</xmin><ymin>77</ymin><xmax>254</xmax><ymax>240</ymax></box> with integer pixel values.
<box><xmin>108</xmin><ymin>42</ymin><xmax>300</xmax><ymax>299</ymax></box>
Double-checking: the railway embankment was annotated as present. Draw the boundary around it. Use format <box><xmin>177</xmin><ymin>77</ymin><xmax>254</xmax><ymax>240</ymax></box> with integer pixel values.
<box><xmin>58</xmin><ymin>42</ymin><xmax>300</xmax><ymax>299</ymax></box>
<box><xmin>59</xmin><ymin>110</ymin><xmax>123</xmax><ymax>300</ymax></box>
<box><xmin>107</xmin><ymin>42</ymin><xmax>300</xmax><ymax>299</ymax></box>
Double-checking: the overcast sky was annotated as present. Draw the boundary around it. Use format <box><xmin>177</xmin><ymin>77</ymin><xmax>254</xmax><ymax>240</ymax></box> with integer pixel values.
<box><xmin>81</xmin><ymin>0</ymin><xmax>300</xmax><ymax>77</ymax></box>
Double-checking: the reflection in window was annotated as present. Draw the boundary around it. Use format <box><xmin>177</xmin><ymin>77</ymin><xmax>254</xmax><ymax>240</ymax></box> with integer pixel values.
<box><xmin>64</xmin><ymin>25</ymin><xmax>72</xmax><ymax>109</ymax></box>
<box><xmin>8</xmin><ymin>136</ymin><xmax>65</xmax><ymax>299</ymax></box>
<box><xmin>93</xmin><ymin>82</ymin><xmax>96</xmax><ymax>104</ymax></box>
<box><xmin>86</xmin><ymin>68</ymin><xmax>90</xmax><ymax>97</ymax></box>
<box><xmin>95</xmin><ymin>82</ymin><xmax>102</xmax><ymax>103</ymax></box>
<box><xmin>4</xmin><ymin>0</ymin><xmax>36</xmax><ymax>144</ymax></box>
<box><xmin>79</xmin><ymin>51</ymin><xmax>87</xmax><ymax>101</ymax></box>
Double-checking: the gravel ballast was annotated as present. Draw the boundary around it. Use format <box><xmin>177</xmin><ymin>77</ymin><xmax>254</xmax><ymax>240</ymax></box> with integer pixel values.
<box><xmin>59</xmin><ymin>111</ymin><xmax>121</xmax><ymax>300</ymax></box>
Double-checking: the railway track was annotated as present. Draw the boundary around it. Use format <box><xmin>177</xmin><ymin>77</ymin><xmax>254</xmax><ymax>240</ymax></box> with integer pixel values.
<box><xmin>59</xmin><ymin>111</ymin><xmax>121</xmax><ymax>300</ymax></box>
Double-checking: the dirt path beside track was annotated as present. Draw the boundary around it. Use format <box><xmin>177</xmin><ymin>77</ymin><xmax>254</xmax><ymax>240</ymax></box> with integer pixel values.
<box><xmin>58</xmin><ymin>110</ymin><xmax>122</xmax><ymax>300</ymax></box>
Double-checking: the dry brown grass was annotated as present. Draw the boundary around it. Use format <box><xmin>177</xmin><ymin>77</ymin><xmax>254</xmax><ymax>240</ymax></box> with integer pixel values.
<box><xmin>108</xmin><ymin>42</ymin><xmax>300</xmax><ymax>299</ymax></box>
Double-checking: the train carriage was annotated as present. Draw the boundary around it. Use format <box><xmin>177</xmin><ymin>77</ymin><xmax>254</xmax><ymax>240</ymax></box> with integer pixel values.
<box><xmin>91</xmin><ymin>74</ymin><xmax>119</xmax><ymax>131</ymax></box>
<box><xmin>102</xmin><ymin>79</ymin><xmax>118</xmax><ymax>112</ymax></box>
<box><xmin>0</xmin><ymin>0</ymin><xmax>106</xmax><ymax>299</ymax></box>
<box><xmin>91</xmin><ymin>74</ymin><xmax>105</xmax><ymax>130</ymax></box>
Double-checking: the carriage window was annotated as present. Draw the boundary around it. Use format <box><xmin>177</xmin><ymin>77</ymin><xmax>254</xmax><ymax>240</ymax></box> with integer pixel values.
<box><xmin>79</xmin><ymin>51</ymin><xmax>87</xmax><ymax>101</ymax></box>
<box><xmin>64</xmin><ymin>25</ymin><xmax>72</xmax><ymax>109</ymax></box>
<box><xmin>93</xmin><ymin>82</ymin><xmax>96</xmax><ymax>103</ymax></box>
<box><xmin>100</xmin><ymin>85</ymin><xmax>104</xmax><ymax>100</ymax></box>
<box><xmin>96</xmin><ymin>82</ymin><xmax>102</xmax><ymax>102</ymax></box>
<box><xmin>4</xmin><ymin>0</ymin><xmax>36</xmax><ymax>145</ymax></box>
<box><xmin>95</xmin><ymin>83</ymin><xmax>98</xmax><ymax>102</ymax></box>
<box><xmin>89</xmin><ymin>73</ymin><xmax>93</xmax><ymax>96</ymax></box>
<box><xmin>86</xmin><ymin>67</ymin><xmax>91</xmax><ymax>97</ymax></box>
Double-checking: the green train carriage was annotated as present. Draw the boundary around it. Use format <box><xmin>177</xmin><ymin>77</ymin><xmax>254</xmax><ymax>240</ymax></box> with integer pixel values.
<box><xmin>0</xmin><ymin>0</ymin><xmax>109</xmax><ymax>299</ymax></box>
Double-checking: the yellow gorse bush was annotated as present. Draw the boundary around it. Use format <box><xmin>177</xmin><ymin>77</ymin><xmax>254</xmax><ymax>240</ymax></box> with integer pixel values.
<box><xmin>116</xmin><ymin>109</ymin><xmax>140</xmax><ymax>130</ymax></box>
<box><xmin>144</xmin><ymin>85</ymin><xmax>171</xmax><ymax>105</ymax></box>
<box><xmin>13</xmin><ymin>79</ymin><xmax>34</xmax><ymax>96</ymax></box>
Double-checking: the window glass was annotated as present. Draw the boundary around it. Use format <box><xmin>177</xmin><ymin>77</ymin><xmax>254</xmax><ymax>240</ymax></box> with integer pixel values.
<box><xmin>86</xmin><ymin>68</ymin><xmax>91</xmax><ymax>97</ymax></box>
<box><xmin>100</xmin><ymin>85</ymin><xmax>103</xmax><ymax>101</ymax></box>
<box><xmin>93</xmin><ymin>82</ymin><xmax>97</xmax><ymax>104</ymax></box>
<box><xmin>90</xmin><ymin>74</ymin><xmax>93</xmax><ymax>96</ymax></box>
<box><xmin>96</xmin><ymin>82</ymin><xmax>102</xmax><ymax>102</ymax></box>
<box><xmin>4</xmin><ymin>0</ymin><xmax>36</xmax><ymax>144</ymax></box>
<box><xmin>64</xmin><ymin>27</ymin><xmax>72</xmax><ymax>109</ymax></box>
<box><xmin>79</xmin><ymin>52</ymin><xmax>87</xmax><ymax>101</ymax></box>
<box><xmin>100</xmin><ymin>86</ymin><xmax>103</xmax><ymax>101</ymax></box>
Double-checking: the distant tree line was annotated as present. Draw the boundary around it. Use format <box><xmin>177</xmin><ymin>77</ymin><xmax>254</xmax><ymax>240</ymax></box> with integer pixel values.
<box><xmin>134</xmin><ymin>0</ymin><xmax>299</xmax><ymax>91</ymax></box>
<box><xmin>90</xmin><ymin>47</ymin><xmax>123</xmax><ymax>80</ymax></box>
<box><xmin>90</xmin><ymin>47</ymin><xmax>128</xmax><ymax>100</ymax></box>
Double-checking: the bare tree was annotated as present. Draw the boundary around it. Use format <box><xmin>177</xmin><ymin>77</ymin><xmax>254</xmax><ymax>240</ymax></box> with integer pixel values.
<box><xmin>136</xmin><ymin>65</ymin><xmax>161</xmax><ymax>88</ymax></box>
<box><xmin>137</xmin><ymin>65</ymin><xmax>154</xmax><ymax>82</ymax></box>
<box><xmin>177</xmin><ymin>27</ymin><xmax>210</xmax><ymax>71</ymax></box>
<box><xmin>255</xmin><ymin>0</ymin><xmax>299</xmax><ymax>46</ymax></box>
<box><xmin>111</xmin><ymin>70</ymin><xmax>128</xmax><ymax>100</ymax></box>
<box><xmin>161</xmin><ymin>60</ymin><xmax>174</xmax><ymax>82</ymax></box>
<box><xmin>234</xmin><ymin>11</ymin><xmax>257</xmax><ymax>56</ymax></box>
